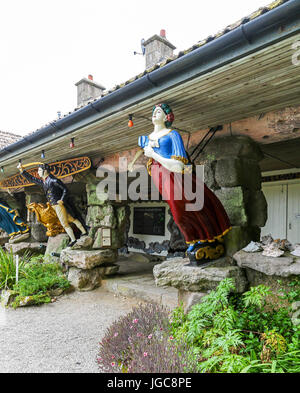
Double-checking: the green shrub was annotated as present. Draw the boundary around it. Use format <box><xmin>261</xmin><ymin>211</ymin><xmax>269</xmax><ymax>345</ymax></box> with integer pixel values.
<box><xmin>0</xmin><ymin>249</ymin><xmax>70</xmax><ymax>308</ymax></box>
<box><xmin>0</xmin><ymin>248</ymin><xmax>27</xmax><ymax>290</ymax></box>
<box><xmin>14</xmin><ymin>262</ymin><xmax>69</xmax><ymax>295</ymax></box>
<box><xmin>170</xmin><ymin>278</ymin><xmax>300</xmax><ymax>373</ymax></box>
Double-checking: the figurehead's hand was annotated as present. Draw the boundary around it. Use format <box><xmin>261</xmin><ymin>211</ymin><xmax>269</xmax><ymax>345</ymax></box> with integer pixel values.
<box><xmin>128</xmin><ymin>162</ymin><xmax>134</xmax><ymax>172</ymax></box>
<box><xmin>17</xmin><ymin>163</ymin><xmax>24</xmax><ymax>172</ymax></box>
<box><xmin>143</xmin><ymin>145</ymin><xmax>154</xmax><ymax>158</ymax></box>
<box><xmin>57</xmin><ymin>200</ymin><xmax>64</xmax><ymax>206</ymax></box>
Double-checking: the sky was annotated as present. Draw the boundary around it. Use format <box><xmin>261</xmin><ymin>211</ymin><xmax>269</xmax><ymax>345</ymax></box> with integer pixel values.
<box><xmin>0</xmin><ymin>0</ymin><xmax>272</xmax><ymax>136</ymax></box>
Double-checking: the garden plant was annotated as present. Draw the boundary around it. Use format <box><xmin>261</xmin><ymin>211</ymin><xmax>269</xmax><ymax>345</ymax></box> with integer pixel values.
<box><xmin>0</xmin><ymin>249</ymin><xmax>70</xmax><ymax>308</ymax></box>
<box><xmin>98</xmin><ymin>278</ymin><xmax>300</xmax><ymax>373</ymax></box>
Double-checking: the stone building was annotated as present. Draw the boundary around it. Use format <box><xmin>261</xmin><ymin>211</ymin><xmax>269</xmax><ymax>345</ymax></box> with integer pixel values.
<box><xmin>0</xmin><ymin>0</ymin><xmax>300</xmax><ymax>297</ymax></box>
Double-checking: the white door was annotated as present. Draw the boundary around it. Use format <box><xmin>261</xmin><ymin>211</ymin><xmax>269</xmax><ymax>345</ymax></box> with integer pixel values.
<box><xmin>261</xmin><ymin>184</ymin><xmax>287</xmax><ymax>240</ymax></box>
<box><xmin>287</xmin><ymin>183</ymin><xmax>300</xmax><ymax>244</ymax></box>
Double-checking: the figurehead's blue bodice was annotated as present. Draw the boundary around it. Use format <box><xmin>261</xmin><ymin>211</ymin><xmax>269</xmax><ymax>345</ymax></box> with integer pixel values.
<box><xmin>138</xmin><ymin>130</ymin><xmax>188</xmax><ymax>163</ymax></box>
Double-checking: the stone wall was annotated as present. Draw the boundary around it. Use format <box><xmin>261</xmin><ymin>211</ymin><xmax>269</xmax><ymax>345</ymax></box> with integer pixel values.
<box><xmin>25</xmin><ymin>189</ymin><xmax>48</xmax><ymax>242</ymax></box>
<box><xmin>86</xmin><ymin>182</ymin><xmax>126</xmax><ymax>250</ymax></box>
<box><xmin>192</xmin><ymin>135</ymin><xmax>267</xmax><ymax>256</ymax></box>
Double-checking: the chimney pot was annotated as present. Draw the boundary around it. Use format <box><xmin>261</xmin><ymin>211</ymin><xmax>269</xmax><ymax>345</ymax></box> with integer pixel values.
<box><xmin>88</xmin><ymin>74</ymin><xmax>93</xmax><ymax>81</ymax></box>
<box><xmin>160</xmin><ymin>29</ymin><xmax>166</xmax><ymax>38</ymax></box>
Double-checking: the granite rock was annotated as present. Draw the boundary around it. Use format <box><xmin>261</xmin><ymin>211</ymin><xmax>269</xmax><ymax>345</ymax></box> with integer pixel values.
<box><xmin>215</xmin><ymin>187</ymin><xmax>248</xmax><ymax>226</ymax></box>
<box><xmin>67</xmin><ymin>266</ymin><xmax>103</xmax><ymax>291</ymax></box>
<box><xmin>71</xmin><ymin>235</ymin><xmax>93</xmax><ymax>249</ymax></box>
<box><xmin>45</xmin><ymin>233</ymin><xmax>70</xmax><ymax>257</ymax></box>
<box><xmin>153</xmin><ymin>257</ymin><xmax>247</xmax><ymax>293</ymax></box>
<box><xmin>242</xmin><ymin>241</ymin><xmax>263</xmax><ymax>253</ymax></box>
<box><xmin>60</xmin><ymin>248</ymin><xmax>117</xmax><ymax>269</ymax></box>
<box><xmin>5</xmin><ymin>241</ymin><xmax>47</xmax><ymax>255</ymax></box>
<box><xmin>234</xmin><ymin>250</ymin><xmax>300</xmax><ymax>277</ymax></box>
<box><xmin>178</xmin><ymin>289</ymin><xmax>207</xmax><ymax>314</ymax></box>
<box><xmin>8</xmin><ymin>232</ymin><xmax>30</xmax><ymax>244</ymax></box>
<box><xmin>262</xmin><ymin>242</ymin><xmax>285</xmax><ymax>257</ymax></box>
<box><xmin>291</xmin><ymin>245</ymin><xmax>300</xmax><ymax>257</ymax></box>
<box><xmin>0</xmin><ymin>289</ymin><xmax>16</xmax><ymax>306</ymax></box>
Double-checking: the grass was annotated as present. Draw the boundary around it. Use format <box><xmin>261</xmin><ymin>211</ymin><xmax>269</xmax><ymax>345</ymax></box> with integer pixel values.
<box><xmin>0</xmin><ymin>248</ymin><xmax>70</xmax><ymax>308</ymax></box>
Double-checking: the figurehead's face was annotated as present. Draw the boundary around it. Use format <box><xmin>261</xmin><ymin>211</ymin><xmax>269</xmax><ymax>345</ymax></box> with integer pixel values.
<box><xmin>37</xmin><ymin>167</ymin><xmax>43</xmax><ymax>177</ymax></box>
<box><xmin>152</xmin><ymin>106</ymin><xmax>166</xmax><ymax>126</ymax></box>
<box><xmin>38</xmin><ymin>167</ymin><xmax>48</xmax><ymax>178</ymax></box>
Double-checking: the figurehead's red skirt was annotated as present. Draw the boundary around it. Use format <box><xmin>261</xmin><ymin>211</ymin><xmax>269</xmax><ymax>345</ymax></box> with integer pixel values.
<box><xmin>150</xmin><ymin>159</ymin><xmax>231</xmax><ymax>244</ymax></box>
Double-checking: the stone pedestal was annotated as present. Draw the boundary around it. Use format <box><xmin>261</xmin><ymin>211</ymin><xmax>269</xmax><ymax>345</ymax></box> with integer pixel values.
<box><xmin>60</xmin><ymin>248</ymin><xmax>119</xmax><ymax>291</ymax></box>
<box><xmin>45</xmin><ymin>233</ymin><xmax>70</xmax><ymax>262</ymax></box>
<box><xmin>5</xmin><ymin>241</ymin><xmax>47</xmax><ymax>255</ymax></box>
<box><xmin>60</xmin><ymin>248</ymin><xmax>117</xmax><ymax>269</ymax></box>
<box><xmin>153</xmin><ymin>257</ymin><xmax>247</xmax><ymax>293</ymax></box>
<box><xmin>234</xmin><ymin>250</ymin><xmax>300</xmax><ymax>293</ymax></box>
<box><xmin>0</xmin><ymin>235</ymin><xmax>10</xmax><ymax>246</ymax></box>
<box><xmin>30</xmin><ymin>222</ymin><xmax>48</xmax><ymax>242</ymax></box>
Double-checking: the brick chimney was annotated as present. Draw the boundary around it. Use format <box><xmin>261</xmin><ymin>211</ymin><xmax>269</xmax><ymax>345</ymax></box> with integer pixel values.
<box><xmin>143</xmin><ymin>30</ymin><xmax>176</xmax><ymax>69</ymax></box>
<box><xmin>75</xmin><ymin>75</ymin><xmax>106</xmax><ymax>106</ymax></box>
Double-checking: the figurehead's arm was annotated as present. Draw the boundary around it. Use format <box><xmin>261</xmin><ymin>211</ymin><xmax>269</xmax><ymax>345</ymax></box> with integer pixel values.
<box><xmin>128</xmin><ymin>149</ymin><xmax>144</xmax><ymax>172</ymax></box>
<box><xmin>17</xmin><ymin>163</ymin><xmax>43</xmax><ymax>186</ymax></box>
<box><xmin>54</xmin><ymin>178</ymin><xmax>68</xmax><ymax>203</ymax></box>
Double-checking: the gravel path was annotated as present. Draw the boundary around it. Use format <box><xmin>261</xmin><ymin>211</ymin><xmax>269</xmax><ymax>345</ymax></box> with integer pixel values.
<box><xmin>0</xmin><ymin>288</ymin><xmax>137</xmax><ymax>373</ymax></box>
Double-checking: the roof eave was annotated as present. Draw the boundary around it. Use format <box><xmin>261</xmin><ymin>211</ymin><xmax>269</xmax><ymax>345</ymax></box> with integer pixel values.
<box><xmin>1</xmin><ymin>0</ymin><xmax>300</xmax><ymax>165</ymax></box>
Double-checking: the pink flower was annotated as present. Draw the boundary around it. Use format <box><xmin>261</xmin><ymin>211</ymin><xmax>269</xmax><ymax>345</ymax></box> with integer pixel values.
<box><xmin>148</xmin><ymin>334</ymin><xmax>153</xmax><ymax>339</ymax></box>
<box><xmin>143</xmin><ymin>352</ymin><xmax>148</xmax><ymax>357</ymax></box>
<box><xmin>133</xmin><ymin>319</ymin><xmax>138</xmax><ymax>324</ymax></box>
<box><xmin>137</xmin><ymin>332</ymin><xmax>142</xmax><ymax>337</ymax></box>
<box><xmin>112</xmin><ymin>355</ymin><xmax>115</xmax><ymax>359</ymax></box>
<box><xmin>114</xmin><ymin>332</ymin><xmax>118</xmax><ymax>337</ymax></box>
<box><xmin>169</xmin><ymin>336</ymin><xmax>174</xmax><ymax>340</ymax></box>
<box><xmin>111</xmin><ymin>362</ymin><xmax>115</xmax><ymax>367</ymax></box>
<box><xmin>130</xmin><ymin>325</ymin><xmax>133</xmax><ymax>329</ymax></box>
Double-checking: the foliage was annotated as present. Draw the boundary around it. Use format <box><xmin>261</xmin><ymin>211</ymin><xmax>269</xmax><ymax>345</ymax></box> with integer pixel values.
<box><xmin>97</xmin><ymin>302</ymin><xmax>198</xmax><ymax>373</ymax></box>
<box><xmin>11</xmin><ymin>260</ymin><xmax>70</xmax><ymax>308</ymax></box>
<box><xmin>0</xmin><ymin>248</ymin><xmax>28</xmax><ymax>290</ymax></box>
<box><xmin>127</xmin><ymin>333</ymin><xmax>198</xmax><ymax>373</ymax></box>
<box><xmin>170</xmin><ymin>278</ymin><xmax>300</xmax><ymax>373</ymax></box>
<box><xmin>277</xmin><ymin>277</ymin><xmax>300</xmax><ymax>304</ymax></box>
<box><xmin>0</xmin><ymin>249</ymin><xmax>69</xmax><ymax>308</ymax></box>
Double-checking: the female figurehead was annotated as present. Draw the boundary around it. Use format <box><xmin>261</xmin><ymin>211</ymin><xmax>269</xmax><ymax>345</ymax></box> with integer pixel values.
<box><xmin>129</xmin><ymin>103</ymin><xmax>231</xmax><ymax>267</ymax></box>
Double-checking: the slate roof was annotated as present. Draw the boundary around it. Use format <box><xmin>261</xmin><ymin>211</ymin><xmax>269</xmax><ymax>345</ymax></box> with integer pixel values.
<box><xmin>0</xmin><ymin>131</ymin><xmax>22</xmax><ymax>150</ymax></box>
<box><xmin>16</xmin><ymin>0</ymin><xmax>293</xmax><ymax>136</ymax></box>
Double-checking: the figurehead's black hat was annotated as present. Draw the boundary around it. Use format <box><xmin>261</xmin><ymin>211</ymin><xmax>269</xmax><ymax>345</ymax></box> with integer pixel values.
<box><xmin>38</xmin><ymin>163</ymin><xmax>51</xmax><ymax>173</ymax></box>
